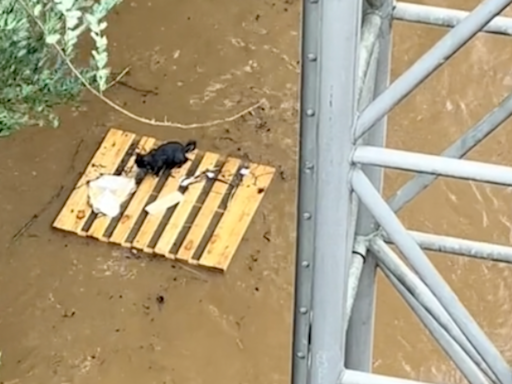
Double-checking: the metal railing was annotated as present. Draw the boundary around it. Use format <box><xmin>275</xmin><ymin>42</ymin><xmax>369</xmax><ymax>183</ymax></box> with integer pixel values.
<box><xmin>292</xmin><ymin>0</ymin><xmax>512</xmax><ymax>383</ymax></box>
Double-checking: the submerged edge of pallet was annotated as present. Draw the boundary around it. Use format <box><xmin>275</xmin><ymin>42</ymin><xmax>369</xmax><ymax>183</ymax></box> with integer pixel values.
<box><xmin>52</xmin><ymin>128</ymin><xmax>275</xmax><ymax>272</ymax></box>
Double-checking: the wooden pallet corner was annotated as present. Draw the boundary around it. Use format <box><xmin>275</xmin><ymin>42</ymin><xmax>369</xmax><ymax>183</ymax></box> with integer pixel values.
<box><xmin>53</xmin><ymin>128</ymin><xmax>275</xmax><ymax>272</ymax></box>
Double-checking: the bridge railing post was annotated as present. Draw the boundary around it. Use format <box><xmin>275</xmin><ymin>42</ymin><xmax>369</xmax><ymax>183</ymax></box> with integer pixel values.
<box><xmin>293</xmin><ymin>0</ymin><xmax>512</xmax><ymax>383</ymax></box>
<box><xmin>293</xmin><ymin>0</ymin><xmax>362</xmax><ymax>384</ymax></box>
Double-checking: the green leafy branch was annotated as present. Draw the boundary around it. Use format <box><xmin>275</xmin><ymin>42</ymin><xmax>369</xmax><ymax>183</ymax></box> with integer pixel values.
<box><xmin>0</xmin><ymin>0</ymin><xmax>121</xmax><ymax>134</ymax></box>
<box><xmin>1</xmin><ymin>0</ymin><xmax>265</xmax><ymax>136</ymax></box>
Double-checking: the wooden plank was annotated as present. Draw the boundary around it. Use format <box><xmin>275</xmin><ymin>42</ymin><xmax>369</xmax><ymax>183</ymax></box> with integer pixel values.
<box><xmin>198</xmin><ymin>164</ymin><xmax>275</xmax><ymax>271</ymax></box>
<box><xmin>131</xmin><ymin>151</ymin><xmax>197</xmax><ymax>251</ymax></box>
<box><xmin>153</xmin><ymin>152</ymin><xmax>220</xmax><ymax>257</ymax></box>
<box><xmin>176</xmin><ymin>157</ymin><xmax>241</xmax><ymax>262</ymax></box>
<box><xmin>53</xmin><ymin>129</ymin><xmax>135</xmax><ymax>233</ymax></box>
<box><xmin>109</xmin><ymin>138</ymin><xmax>158</xmax><ymax>245</ymax></box>
<box><xmin>86</xmin><ymin>136</ymin><xmax>154</xmax><ymax>240</ymax></box>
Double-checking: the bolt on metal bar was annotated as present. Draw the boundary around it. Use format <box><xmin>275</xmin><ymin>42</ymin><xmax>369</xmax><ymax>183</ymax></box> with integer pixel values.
<box><xmin>388</xmin><ymin>91</ymin><xmax>512</xmax><ymax>212</ymax></box>
<box><xmin>379</xmin><ymin>263</ymin><xmax>491</xmax><ymax>384</ymax></box>
<box><xmin>354</xmin><ymin>0</ymin><xmax>512</xmax><ymax>141</ymax></box>
<box><xmin>385</xmin><ymin>230</ymin><xmax>512</xmax><ymax>264</ymax></box>
<box><xmin>371</xmin><ymin>238</ymin><xmax>497</xmax><ymax>384</ymax></box>
<box><xmin>353</xmin><ymin>145</ymin><xmax>512</xmax><ymax>187</ymax></box>
<box><xmin>342</xmin><ymin>369</ymin><xmax>437</xmax><ymax>384</ymax></box>
<box><xmin>291</xmin><ymin>0</ymin><xmax>320</xmax><ymax>380</ymax></box>
<box><xmin>394</xmin><ymin>2</ymin><xmax>512</xmax><ymax>36</ymax></box>
<box><xmin>306</xmin><ymin>0</ymin><xmax>362</xmax><ymax>383</ymax></box>
<box><xmin>352</xmin><ymin>169</ymin><xmax>512</xmax><ymax>383</ymax></box>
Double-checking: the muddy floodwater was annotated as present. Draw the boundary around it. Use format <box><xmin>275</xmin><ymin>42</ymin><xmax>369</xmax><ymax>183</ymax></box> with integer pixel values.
<box><xmin>1</xmin><ymin>0</ymin><xmax>512</xmax><ymax>383</ymax></box>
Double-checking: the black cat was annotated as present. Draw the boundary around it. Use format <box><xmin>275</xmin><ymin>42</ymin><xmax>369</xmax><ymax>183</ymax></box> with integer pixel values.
<box><xmin>135</xmin><ymin>140</ymin><xmax>196</xmax><ymax>177</ymax></box>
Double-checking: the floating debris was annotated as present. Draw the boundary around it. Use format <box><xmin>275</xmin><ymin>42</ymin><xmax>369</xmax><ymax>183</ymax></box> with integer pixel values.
<box><xmin>88</xmin><ymin>175</ymin><xmax>136</xmax><ymax>217</ymax></box>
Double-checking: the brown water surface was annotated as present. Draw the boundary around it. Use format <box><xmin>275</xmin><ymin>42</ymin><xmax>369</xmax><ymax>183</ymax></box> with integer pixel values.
<box><xmin>1</xmin><ymin>1</ymin><xmax>511</xmax><ymax>383</ymax></box>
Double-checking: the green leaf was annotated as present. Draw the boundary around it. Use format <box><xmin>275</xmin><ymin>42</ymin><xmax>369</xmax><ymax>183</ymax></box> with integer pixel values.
<box><xmin>34</xmin><ymin>4</ymin><xmax>43</xmax><ymax>17</ymax></box>
<box><xmin>45</xmin><ymin>34</ymin><xmax>60</xmax><ymax>44</ymax></box>
<box><xmin>0</xmin><ymin>0</ymin><xmax>123</xmax><ymax>135</ymax></box>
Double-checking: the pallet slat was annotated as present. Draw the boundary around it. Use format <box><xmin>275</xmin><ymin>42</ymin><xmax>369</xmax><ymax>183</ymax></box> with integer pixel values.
<box><xmin>108</xmin><ymin>139</ymin><xmax>158</xmax><ymax>245</ymax></box>
<box><xmin>198</xmin><ymin>164</ymin><xmax>275</xmax><ymax>270</ymax></box>
<box><xmin>131</xmin><ymin>151</ymin><xmax>197</xmax><ymax>252</ymax></box>
<box><xmin>176</xmin><ymin>157</ymin><xmax>241</xmax><ymax>262</ymax></box>
<box><xmin>109</xmin><ymin>138</ymin><xmax>158</xmax><ymax>245</ymax></box>
<box><xmin>86</xmin><ymin>136</ymin><xmax>154</xmax><ymax>239</ymax></box>
<box><xmin>53</xmin><ymin>129</ymin><xmax>135</xmax><ymax>233</ymax></box>
<box><xmin>153</xmin><ymin>152</ymin><xmax>219</xmax><ymax>257</ymax></box>
<box><xmin>53</xmin><ymin>129</ymin><xmax>275</xmax><ymax>273</ymax></box>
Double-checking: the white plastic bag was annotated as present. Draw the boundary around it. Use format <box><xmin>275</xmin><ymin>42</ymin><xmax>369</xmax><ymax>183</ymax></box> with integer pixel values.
<box><xmin>88</xmin><ymin>175</ymin><xmax>136</xmax><ymax>217</ymax></box>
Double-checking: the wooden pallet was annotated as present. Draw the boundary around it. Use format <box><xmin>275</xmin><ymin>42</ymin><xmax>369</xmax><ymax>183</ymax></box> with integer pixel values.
<box><xmin>53</xmin><ymin>128</ymin><xmax>275</xmax><ymax>272</ymax></box>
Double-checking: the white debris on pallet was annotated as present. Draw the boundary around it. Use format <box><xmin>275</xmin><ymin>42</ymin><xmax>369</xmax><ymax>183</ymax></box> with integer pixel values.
<box><xmin>88</xmin><ymin>175</ymin><xmax>136</xmax><ymax>217</ymax></box>
<box><xmin>145</xmin><ymin>191</ymin><xmax>184</xmax><ymax>215</ymax></box>
<box><xmin>239</xmin><ymin>167</ymin><xmax>250</xmax><ymax>176</ymax></box>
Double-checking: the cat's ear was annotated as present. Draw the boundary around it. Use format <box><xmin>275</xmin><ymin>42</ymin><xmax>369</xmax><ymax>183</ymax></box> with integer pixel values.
<box><xmin>135</xmin><ymin>154</ymin><xmax>145</xmax><ymax>166</ymax></box>
<box><xmin>184</xmin><ymin>140</ymin><xmax>197</xmax><ymax>152</ymax></box>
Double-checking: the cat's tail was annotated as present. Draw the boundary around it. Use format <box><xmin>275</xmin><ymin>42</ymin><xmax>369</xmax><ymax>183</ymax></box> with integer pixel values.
<box><xmin>184</xmin><ymin>140</ymin><xmax>197</xmax><ymax>153</ymax></box>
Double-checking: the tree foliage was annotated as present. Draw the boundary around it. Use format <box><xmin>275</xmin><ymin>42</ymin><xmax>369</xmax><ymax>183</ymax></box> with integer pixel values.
<box><xmin>0</xmin><ymin>0</ymin><xmax>122</xmax><ymax>136</ymax></box>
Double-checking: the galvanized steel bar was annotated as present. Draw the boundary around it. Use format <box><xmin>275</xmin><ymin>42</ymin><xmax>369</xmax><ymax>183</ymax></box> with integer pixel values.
<box><xmin>354</xmin><ymin>0</ymin><xmax>512</xmax><ymax>141</ymax></box>
<box><xmin>380</xmin><ymin>264</ymin><xmax>491</xmax><ymax>384</ymax></box>
<box><xmin>394</xmin><ymin>2</ymin><xmax>512</xmax><ymax>36</ymax></box>
<box><xmin>345</xmin><ymin>0</ymin><xmax>392</xmax><ymax>373</ymax></box>
<box><xmin>353</xmin><ymin>145</ymin><xmax>512</xmax><ymax>187</ymax></box>
<box><xmin>306</xmin><ymin>0</ymin><xmax>362</xmax><ymax>384</ymax></box>
<box><xmin>345</xmin><ymin>251</ymin><xmax>365</xmax><ymax>333</ymax></box>
<box><xmin>344</xmin><ymin>0</ymin><xmax>381</xmax><ymax>346</ymax></box>
<box><xmin>356</xmin><ymin>12</ymin><xmax>382</xmax><ymax>103</ymax></box>
<box><xmin>291</xmin><ymin>0</ymin><xmax>320</xmax><ymax>381</ymax></box>
<box><xmin>371</xmin><ymin>238</ymin><xmax>497</xmax><ymax>383</ymax></box>
<box><xmin>389</xmin><ymin>230</ymin><xmax>512</xmax><ymax>264</ymax></box>
<box><xmin>388</xmin><ymin>91</ymin><xmax>512</xmax><ymax>212</ymax></box>
<box><xmin>352</xmin><ymin>169</ymin><xmax>512</xmax><ymax>383</ymax></box>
